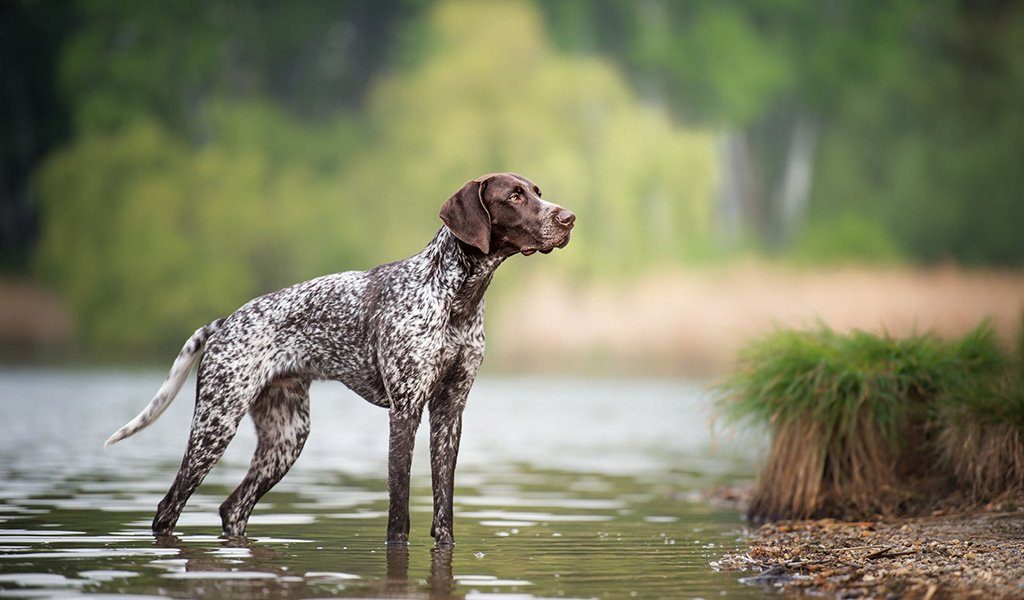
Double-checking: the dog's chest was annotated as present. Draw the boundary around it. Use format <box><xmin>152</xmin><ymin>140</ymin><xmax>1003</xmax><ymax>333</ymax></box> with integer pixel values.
<box><xmin>438</xmin><ymin>311</ymin><xmax>485</xmax><ymax>366</ymax></box>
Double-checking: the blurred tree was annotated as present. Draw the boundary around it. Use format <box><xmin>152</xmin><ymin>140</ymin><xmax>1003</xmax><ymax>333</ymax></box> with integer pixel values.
<box><xmin>0</xmin><ymin>0</ymin><xmax>73</xmax><ymax>272</ymax></box>
<box><xmin>12</xmin><ymin>0</ymin><xmax>1024</xmax><ymax>354</ymax></box>
<box><xmin>344</xmin><ymin>1</ymin><xmax>719</xmax><ymax>276</ymax></box>
<box><xmin>34</xmin><ymin>106</ymin><xmax>365</xmax><ymax>351</ymax></box>
<box><xmin>59</xmin><ymin>0</ymin><xmax>421</xmax><ymax>135</ymax></box>
<box><xmin>539</xmin><ymin>0</ymin><xmax>909</xmax><ymax>249</ymax></box>
<box><xmin>813</xmin><ymin>0</ymin><xmax>1024</xmax><ymax>265</ymax></box>
<box><xmin>2</xmin><ymin>0</ymin><xmax>419</xmax><ymax>277</ymax></box>
<box><xmin>539</xmin><ymin>0</ymin><xmax>1024</xmax><ymax>265</ymax></box>
<box><xmin>33</xmin><ymin>1</ymin><xmax>718</xmax><ymax>352</ymax></box>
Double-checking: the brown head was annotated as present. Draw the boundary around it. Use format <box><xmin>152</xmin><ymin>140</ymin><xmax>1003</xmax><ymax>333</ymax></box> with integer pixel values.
<box><xmin>439</xmin><ymin>173</ymin><xmax>575</xmax><ymax>257</ymax></box>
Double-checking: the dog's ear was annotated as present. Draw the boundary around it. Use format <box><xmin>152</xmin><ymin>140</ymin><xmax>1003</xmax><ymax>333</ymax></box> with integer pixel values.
<box><xmin>439</xmin><ymin>178</ymin><xmax>492</xmax><ymax>254</ymax></box>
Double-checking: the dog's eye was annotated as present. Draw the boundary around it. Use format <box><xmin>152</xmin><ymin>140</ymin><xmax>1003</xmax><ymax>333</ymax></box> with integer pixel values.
<box><xmin>508</xmin><ymin>192</ymin><xmax>521</xmax><ymax>202</ymax></box>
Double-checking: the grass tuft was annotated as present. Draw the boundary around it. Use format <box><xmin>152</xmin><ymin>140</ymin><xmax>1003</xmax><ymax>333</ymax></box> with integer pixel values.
<box><xmin>935</xmin><ymin>324</ymin><xmax>1024</xmax><ymax>501</ymax></box>
<box><xmin>715</xmin><ymin>321</ymin><xmax>1024</xmax><ymax>520</ymax></box>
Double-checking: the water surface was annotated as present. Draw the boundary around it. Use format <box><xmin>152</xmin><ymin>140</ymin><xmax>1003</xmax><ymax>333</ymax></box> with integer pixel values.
<box><xmin>0</xmin><ymin>370</ymin><xmax>759</xmax><ymax>598</ymax></box>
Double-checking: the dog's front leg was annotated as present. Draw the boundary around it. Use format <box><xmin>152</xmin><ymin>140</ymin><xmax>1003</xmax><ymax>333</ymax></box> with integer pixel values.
<box><xmin>428</xmin><ymin>400</ymin><xmax>465</xmax><ymax>546</ymax></box>
<box><xmin>428</xmin><ymin>362</ymin><xmax>476</xmax><ymax>547</ymax></box>
<box><xmin>387</xmin><ymin>406</ymin><xmax>422</xmax><ymax>545</ymax></box>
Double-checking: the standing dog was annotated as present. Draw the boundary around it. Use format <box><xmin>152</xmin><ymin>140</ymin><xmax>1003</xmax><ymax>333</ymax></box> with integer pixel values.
<box><xmin>105</xmin><ymin>173</ymin><xmax>574</xmax><ymax>546</ymax></box>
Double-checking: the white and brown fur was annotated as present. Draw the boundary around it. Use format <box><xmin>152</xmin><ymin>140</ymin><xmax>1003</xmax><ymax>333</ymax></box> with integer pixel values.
<box><xmin>105</xmin><ymin>173</ymin><xmax>575</xmax><ymax>546</ymax></box>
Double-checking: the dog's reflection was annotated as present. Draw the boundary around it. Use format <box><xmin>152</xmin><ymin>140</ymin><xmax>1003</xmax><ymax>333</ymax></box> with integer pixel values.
<box><xmin>153</xmin><ymin>534</ymin><xmax>462</xmax><ymax>599</ymax></box>
<box><xmin>385</xmin><ymin>546</ymin><xmax>459</xmax><ymax>599</ymax></box>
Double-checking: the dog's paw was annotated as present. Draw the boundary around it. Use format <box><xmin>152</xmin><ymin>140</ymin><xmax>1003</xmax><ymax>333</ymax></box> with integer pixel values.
<box><xmin>151</xmin><ymin>518</ymin><xmax>175</xmax><ymax>537</ymax></box>
<box><xmin>432</xmin><ymin>528</ymin><xmax>455</xmax><ymax>547</ymax></box>
<box><xmin>220</xmin><ymin>530</ymin><xmax>249</xmax><ymax>542</ymax></box>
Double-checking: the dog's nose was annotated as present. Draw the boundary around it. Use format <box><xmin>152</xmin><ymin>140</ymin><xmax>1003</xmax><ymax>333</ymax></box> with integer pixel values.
<box><xmin>555</xmin><ymin>208</ymin><xmax>576</xmax><ymax>227</ymax></box>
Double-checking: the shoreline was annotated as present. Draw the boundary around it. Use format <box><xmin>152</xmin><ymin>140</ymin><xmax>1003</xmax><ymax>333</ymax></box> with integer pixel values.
<box><xmin>712</xmin><ymin>504</ymin><xmax>1024</xmax><ymax>598</ymax></box>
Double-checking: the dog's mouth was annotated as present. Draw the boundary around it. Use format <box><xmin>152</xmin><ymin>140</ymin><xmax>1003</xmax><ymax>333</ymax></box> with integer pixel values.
<box><xmin>521</xmin><ymin>231</ymin><xmax>571</xmax><ymax>256</ymax></box>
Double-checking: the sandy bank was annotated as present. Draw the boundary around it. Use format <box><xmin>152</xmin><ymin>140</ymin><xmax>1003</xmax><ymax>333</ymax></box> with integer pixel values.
<box><xmin>713</xmin><ymin>506</ymin><xmax>1024</xmax><ymax>598</ymax></box>
<box><xmin>492</xmin><ymin>263</ymin><xmax>1024</xmax><ymax>375</ymax></box>
<box><xmin>3</xmin><ymin>263</ymin><xmax>1023</xmax><ymax>373</ymax></box>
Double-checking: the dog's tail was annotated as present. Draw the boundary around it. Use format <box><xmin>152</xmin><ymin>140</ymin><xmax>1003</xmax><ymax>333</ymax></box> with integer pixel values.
<box><xmin>104</xmin><ymin>318</ymin><xmax>225</xmax><ymax>447</ymax></box>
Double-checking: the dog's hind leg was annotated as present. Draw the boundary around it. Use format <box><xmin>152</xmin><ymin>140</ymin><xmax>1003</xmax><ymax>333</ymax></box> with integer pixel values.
<box><xmin>152</xmin><ymin>362</ymin><xmax>255</xmax><ymax>536</ymax></box>
<box><xmin>219</xmin><ymin>375</ymin><xmax>311</xmax><ymax>536</ymax></box>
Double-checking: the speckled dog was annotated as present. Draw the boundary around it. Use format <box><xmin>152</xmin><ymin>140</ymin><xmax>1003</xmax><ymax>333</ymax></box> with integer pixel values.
<box><xmin>105</xmin><ymin>173</ymin><xmax>575</xmax><ymax>546</ymax></box>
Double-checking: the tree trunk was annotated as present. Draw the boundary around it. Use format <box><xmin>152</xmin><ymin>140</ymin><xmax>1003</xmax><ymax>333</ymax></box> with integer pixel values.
<box><xmin>775</xmin><ymin>114</ymin><xmax>818</xmax><ymax>244</ymax></box>
<box><xmin>716</xmin><ymin>113</ymin><xmax>818</xmax><ymax>250</ymax></box>
<box><xmin>717</xmin><ymin>128</ymin><xmax>763</xmax><ymax>248</ymax></box>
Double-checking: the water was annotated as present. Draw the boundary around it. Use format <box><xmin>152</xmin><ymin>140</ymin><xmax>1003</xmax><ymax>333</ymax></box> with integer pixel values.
<box><xmin>0</xmin><ymin>369</ymin><xmax>762</xmax><ymax>599</ymax></box>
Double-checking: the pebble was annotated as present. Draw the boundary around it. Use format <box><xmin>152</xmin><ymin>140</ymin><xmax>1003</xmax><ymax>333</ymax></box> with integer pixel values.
<box><xmin>714</xmin><ymin>508</ymin><xmax>1024</xmax><ymax>598</ymax></box>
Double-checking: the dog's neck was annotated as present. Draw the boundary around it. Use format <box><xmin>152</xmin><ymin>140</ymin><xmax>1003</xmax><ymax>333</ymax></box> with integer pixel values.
<box><xmin>422</xmin><ymin>226</ymin><xmax>507</xmax><ymax>319</ymax></box>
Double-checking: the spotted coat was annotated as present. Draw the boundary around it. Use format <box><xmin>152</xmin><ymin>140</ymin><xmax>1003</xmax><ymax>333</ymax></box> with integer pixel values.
<box><xmin>105</xmin><ymin>172</ymin><xmax>575</xmax><ymax>546</ymax></box>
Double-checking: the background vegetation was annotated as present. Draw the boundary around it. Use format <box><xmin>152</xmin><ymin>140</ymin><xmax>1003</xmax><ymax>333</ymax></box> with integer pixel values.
<box><xmin>715</xmin><ymin>323</ymin><xmax>1024</xmax><ymax>520</ymax></box>
<box><xmin>2</xmin><ymin>0</ymin><xmax>1023</xmax><ymax>353</ymax></box>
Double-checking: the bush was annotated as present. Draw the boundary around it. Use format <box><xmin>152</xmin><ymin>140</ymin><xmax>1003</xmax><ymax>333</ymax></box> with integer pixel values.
<box><xmin>936</xmin><ymin>328</ymin><xmax>1024</xmax><ymax>502</ymax></box>
<box><xmin>715</xmin><ymin>322</ymin><xmax>1022</xmax><ymax>520</ymax></box>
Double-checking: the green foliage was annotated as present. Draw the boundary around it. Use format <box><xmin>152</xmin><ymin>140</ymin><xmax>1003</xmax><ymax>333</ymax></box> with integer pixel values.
<box><xmin>344</xmin><ymin>1</ymin><xmax>719</xmax><ymax>276</ymax></box>
<box><xmin>16</xmin><ymin>0</ymin><xmax>1024</xmax><ymax>353</ymax></box>
<box><xmin>58</xmin><ymin>0</ymin><xmax>417</xmax><ymax>133</ymax></box>
<box><xmin>541</xmin><ymin>0</ymin><xmax>1024</xmax><ymax>264</ymax></box>
<box><xmin>788</xmin><ymin>213</ymin><xmax>901</xmax><ymax>265</ymax></box>
<box><xmin>34</xmin><ymin>108</ymin><xmax>365</xmax><ymax>350</ymax></box>
<box><xmin>716</xmin><ymin>322</ymin><xmax>1024</xmax><ymax>517</ymax></box>
<box><xmin>33</xmin><ymin>1</ymin><xmax>719</xmax><ymax>351</ymax></box>
<box><xmin>542</xmin><ymin>0</ymin><xmax>902</xmax><ymax>126</ymax></box>
<box><xmin>632</xmin><ymin>2</ymin><xmax>795</xmax><ymax>125</ymax></box>
<box><xmin>0</xmin><ymin>0</ymin><xmax>74</xmax><ymax>271</ymax></box>
<box><xmin>797</xmin><ymin>1</ymin><xmax>1024</xmax><ymax>265</ymax></box>
<box><xmin>718</xmin><ymin>326</ymin><xmax>954</xmax><ymax>445</ymax></box>
<box><xmin>717</xmin><ymin>322</ymin><xmax>1015</xmax><ymax>444</ymax></box>
<box><xmin>810</xmin><ymin>1</ymin><xmax>1024</xmax><ymax>265</ymax></box>
<box><xmin>58</xmin><ymin>0</ymin><xmax>223</xmax><ymax>134</ymax></box>
<box><xmin>941</xmin><ymin>326</ymin><xmax>1024</xmax><ymax>428</ymax></box>
<box><xmin>934</xmin><ymin>326</ymin><xmax>1024</xmax><ymax>500</ymax></box>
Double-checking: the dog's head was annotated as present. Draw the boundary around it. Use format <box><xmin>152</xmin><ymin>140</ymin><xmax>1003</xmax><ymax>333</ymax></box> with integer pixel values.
<box><xmin>439</xmin><ymin>173</ymin><xmax>575</xmax><ymax>257</ymax></box>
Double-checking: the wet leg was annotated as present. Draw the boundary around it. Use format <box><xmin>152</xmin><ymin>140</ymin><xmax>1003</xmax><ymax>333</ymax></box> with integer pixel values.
<box><xmin>428</xmin><ymin>403</ymin><xmax>464</xmax><ymax>546</ymax></box>
<box><xmin>428</xmin><ymin>366</ymin><xmax>473</xmax><ymax>546</ymax></box>
<box><xmin>219</xmin><ymin>376</ymin><xmax>311</xmax><ymax>536</ymax></box>
<box><xmin>153</xmin><ymin>367</ymin><xmax>254</xmax><ymax>535</ymax></box>
<box><xmin>386</xmin><ymin>404</ymin><xmax>424</xmax><ymax>545</ymax></box>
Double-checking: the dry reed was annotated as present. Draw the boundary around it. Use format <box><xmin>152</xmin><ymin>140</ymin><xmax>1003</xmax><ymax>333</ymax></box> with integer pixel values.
<box><xmin>937</xmin><ymin>361</ymin><xmax>1024</xmax><ymax>503</ymax></box>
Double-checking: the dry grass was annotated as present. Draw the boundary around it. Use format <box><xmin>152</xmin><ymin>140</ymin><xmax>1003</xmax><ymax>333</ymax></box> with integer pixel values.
<box><xmin>819</xmin><ymin>409</ymin><xmax>925</xmax><ymax>519</ymax></box>
<box><xmin>713</xmin><ymin>325</ymin><xmax>960</xmax><ymax>520</ymax></box>
<box><xmin>940</xmin><ymin>421</ymin><xmax>1024</xmax><ymax>502</ymax></box>
<box><xmin>3</xmin><ymin>263</ymin><xmax>1023</xmax><ymax>373</ymax></box>
<box><xmin>489</xmin><ymin>262</ymin><xmax>1024</xmax><ymax>376</ymax></box>
<box><xmin>937</xmin><ymin>363</ymin><xmax>1024</xmax><ymax>503</ymax></box>
<box><xmin>751</xmin><ymin>419</ymin><xmax>829</xmax><ymax>520</ymax></box>
<box><xmin>0</xmin><ymin>279</ymin><xmax>72</xmax><ymax>346</ymax></box>
<box><xmin>714</xmin><ymin>320</ymin><xmax>1024</xmax><ymax>521</ymax></box>
<box><xmin>747</xmin><ymin>407</ymin><xmax>920</xmax><ymax>521</ymax></box>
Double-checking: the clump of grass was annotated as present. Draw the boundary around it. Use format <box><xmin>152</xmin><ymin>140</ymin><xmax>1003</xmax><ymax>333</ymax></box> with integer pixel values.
<box><xmin>936</xmin><ymin>325</ymin><xmax>1024</xmax><ymax>503</ymax></box>
<box><xmin>715</xmin><ymin>322</ymin><xmax>1015</xmax><ymax>521</ymax></box>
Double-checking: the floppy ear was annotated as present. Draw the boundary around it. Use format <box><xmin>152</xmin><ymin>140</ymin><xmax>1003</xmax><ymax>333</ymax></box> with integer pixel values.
<box><xmin>439</xmin><ymin>178</ymin><xmax>492</xmax><ymax>254</ymax></box>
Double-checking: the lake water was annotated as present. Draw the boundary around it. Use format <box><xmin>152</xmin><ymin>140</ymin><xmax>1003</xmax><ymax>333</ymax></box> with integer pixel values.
<box><xmin>0</xmin><ymin>369</ymin><xmax>763</xmax><ymax>599</ymax></box>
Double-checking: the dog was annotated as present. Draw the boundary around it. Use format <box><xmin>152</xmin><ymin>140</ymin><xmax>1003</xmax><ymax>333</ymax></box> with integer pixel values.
<box><xmin>105</xmin><ymin>172</ymin><xmax>575</xmax><ymax>546</ymax></box>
